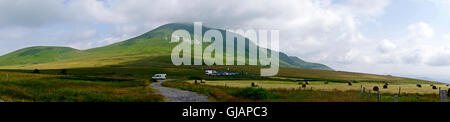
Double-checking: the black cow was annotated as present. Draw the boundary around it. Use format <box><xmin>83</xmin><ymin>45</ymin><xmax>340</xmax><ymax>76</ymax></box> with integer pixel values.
<box><xmin>302</xmin><ymin>84</ymin><xmax>307</xmax><ymax>88</ymax></box>
<box><xmin>417</xmin><ymin>84</ymin><xmax>422</xmax><ymax>88</ymax></box>
<box><xmin>373</xmin><ymin>86</ymin><xmax>380</xmax><ymax>91</ymax></box>
<box><xmin>251</xmin><ymin>82</ymin><xmax>258</xmax><ymax>87</ymax></box>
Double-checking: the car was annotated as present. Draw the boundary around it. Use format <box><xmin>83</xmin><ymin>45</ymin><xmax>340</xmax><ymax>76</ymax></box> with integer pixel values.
<box><xmin>152</xmin><ymin>74</ymin><xmax>167</xmax><ymax>80</ymax></box>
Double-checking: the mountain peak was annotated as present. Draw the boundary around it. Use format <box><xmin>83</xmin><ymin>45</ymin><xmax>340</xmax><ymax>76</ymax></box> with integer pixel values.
<box><xmin>0</xmin><ymin>23</ymin><xmax>333</xmax><ymax>71</ymax></box>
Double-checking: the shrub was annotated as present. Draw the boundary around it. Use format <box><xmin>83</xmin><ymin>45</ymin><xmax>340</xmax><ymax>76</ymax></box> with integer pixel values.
<box><xmin>188</xmin><ymin>76</ymin><xmax>203</xmax><ymax>80</ymax></box>
<box><xmin>33</xmin><ymin>69</ymin><xmax>40</xmax><ymax>73</ymax></box>
<box><xmin>60</xmin><ymin>69</ymin><xmax>67</xmax><ymax>75</ymax></box>
<box><xmin>150</xmin><ymin>78</ymin><xmax>157</xmax><ymax>82</ymax></box>
<box><xmin>232</xmin><ymin>87</ymin><xmax>271</xmax><ymax>100</ymax></box>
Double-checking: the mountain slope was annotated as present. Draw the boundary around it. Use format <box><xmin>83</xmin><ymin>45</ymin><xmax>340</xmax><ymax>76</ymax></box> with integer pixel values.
<box><xmin>0</xmin><ymin>46</ymin><xmax>82</xmax><ymax>67</ymax></box>
<box><xmin>0</xmin><ymin>23</ymin><xmax>332</xmax><ymax>71</ymax></box>
<box><xmin>288</xmin><ymin>56</ymin><xmax>333</xmax><ymax>70</ymax></box>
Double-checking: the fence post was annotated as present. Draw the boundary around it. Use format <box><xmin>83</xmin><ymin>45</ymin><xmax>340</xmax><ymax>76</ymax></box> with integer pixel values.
<box><xmin>369</xmin><ymin>90</ymin><xmax>371</xmax><ymax>97</ymax></box>
<box><xmin>377</xmin><ymin>90</ymin><xmax>381</xmax><ymax>102</ymax></box>
<box><xmin>440</xmin><ymin>90</ymin><xmax>448</xmax><ymax>102</ymax></box>
<box><xmin>398</xmin><ymin>87</ymin><xmax>401</xmax><ymax>97</ymax></box>
<box><xmin>394</xmin><ymin>95</ymin><xmax>398</xmax><ymax>102</ymax></box>
<box><xmin>363</xmin><ymin>87</ymin><xmax>366</xmax><ymax>96</ymax></box>
<box><xmin>6</xmin><ymin>74</ymin><xmax>8</xmax><ymax>81</ymax></box>
<box><xmin>439</xmin><ymin>87</ymin><xmax>441</xmax><ymax>96</ymax></box>
<box><xmin>361</xmin><ymin>87</ymin><xmax>363</xmax><ymax>95</ymax></box>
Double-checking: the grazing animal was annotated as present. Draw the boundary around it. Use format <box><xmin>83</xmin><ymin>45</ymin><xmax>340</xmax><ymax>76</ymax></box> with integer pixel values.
<box><xmin>302</xmin><ymin>84</ymin><xmax>307</xmax><ymax>88</ymax></box>
<box><xmin>251</xmin><ymin>82</ymin><xmax>258</xmax><ymax>87</ymax></box>
<box><xmin>383</xmin><ymin>85</ymin><xmax>388</xmax><ymax>89</ymax></box>
<box><xmin>373</xmin><ymin>86</ymin><xmax>379</xmax><ymax>91</ymax></box>
<box><xmin>200</xmin><ymin>80</ymin><xmax>206</xmax><ymax>84</ymax></box>
<box><xmin>446</xmin><ymin>84</ymin><xmax>449</xmax><ymax>87</ymax></box>
<box><xmin>432</xmin><ymin>86</ymin><xmax>437</xmax><ymax>89</ymax></box>
<box><xmin>448</xmin><ymin>88</ymin><xmax>450</xmax><ymax>96</ymax></box>
<box><xmin>417</xmin><ymin>84</ymin><xmax>422</xmax><ymax>88</ymax></box>
<box><xmin>324</xmin><ymin>81</ymin><xmax>329</xmax><ymax>84</ymax></box>
<box><xmin>348</xmin><ymin>82</ymin><xmax>352</xmax><ymax>86</ymax></box>
<box><xmin>305</xmin><ymin>81</ymin><xmax>310</xmax><ymax>85</ymax></box>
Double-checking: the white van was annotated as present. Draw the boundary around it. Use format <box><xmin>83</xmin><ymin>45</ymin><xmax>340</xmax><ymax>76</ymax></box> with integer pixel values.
<box><xmin>152</xmin><ymin>74</ymin><xmax>167</xmax><ymax>80</ymax></box>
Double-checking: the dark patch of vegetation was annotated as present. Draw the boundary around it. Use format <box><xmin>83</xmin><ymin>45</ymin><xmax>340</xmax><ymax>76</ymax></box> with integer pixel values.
<box><xmin>232</xmin><ymin>87</ymin><xmax>272</xmax><ymax>100</ymax></box>
<box><xmin>56</xmin><ymin>75</ymin><xmax>135</xmax><ymax>82</ymax></box>
<box><xmin>33</xmin><ymin>69</ymin><xmax>40</xmax><ymax>73</ymax></box>
<box><xmin>188</xmin><ymin>76</ymin><xmax>203</xmax><ymax>80</ymax></box>
<box><xmin>60</xmin><ymin>69</ymin><xmax>67</xmax><ymax>75</ymax></box>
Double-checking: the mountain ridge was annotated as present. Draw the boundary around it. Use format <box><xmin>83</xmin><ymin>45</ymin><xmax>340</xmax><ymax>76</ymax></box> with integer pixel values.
<box><xmin>0</xmin><ymin>23</ymin><xmax>333</xmax><ymax>71</ymax></box>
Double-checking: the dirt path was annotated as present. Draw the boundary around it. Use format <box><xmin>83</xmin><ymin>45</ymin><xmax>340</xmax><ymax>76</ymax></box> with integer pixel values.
<box><xmin>150</xmin><ymin>80</ymin><xmax>210</xmax><ymax>102</ymax></box>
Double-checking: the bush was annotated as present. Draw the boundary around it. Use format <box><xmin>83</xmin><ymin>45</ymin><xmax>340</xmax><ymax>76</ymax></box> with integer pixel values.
<box><xmin>60</xmin><ymin>69</ymin><xmax>67</xmax><ymax>75</ymax></box>
<box><xmin>33</xmin><ymin>69</ymin><xmax>40</xmax><ymax>73</ymax></box>
<box><xmin>188</xmin><ymin>76</ymin><xmax>203</xmax><ymax>80</ymax></box>
<box><xmin>232</xmin><ymin>87</ymin><xmax>272</xmax><ymax>100</ymax></box>
<box><xmin>150</xmin><ymin>78</ymin><xmax>157</xmax><ymax>82</ymax></box>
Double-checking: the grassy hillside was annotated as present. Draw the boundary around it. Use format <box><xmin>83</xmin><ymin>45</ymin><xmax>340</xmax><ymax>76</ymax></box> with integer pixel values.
<box><xmin>0</xmin><ymin>46</ymin><xmax>82</xmax><ymax>67</ymax></box>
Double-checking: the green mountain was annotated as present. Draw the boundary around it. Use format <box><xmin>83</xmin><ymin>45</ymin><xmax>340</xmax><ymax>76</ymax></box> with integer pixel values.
<box><xmin>0</xmin><ymin>23</ymin><xmax>333</xmax><ymax>71</ymax></box>
<box><xmin>0</xmin><ymin>46</ymin><xmax>82</xmax><ymax>67</ymax></box>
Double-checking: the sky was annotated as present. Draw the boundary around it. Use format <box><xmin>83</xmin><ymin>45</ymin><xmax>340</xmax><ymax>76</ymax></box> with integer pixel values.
<box><xmin>0</xmin><ymin>0</ymin><xmax>450</xmax><ymax>82</ymax></box>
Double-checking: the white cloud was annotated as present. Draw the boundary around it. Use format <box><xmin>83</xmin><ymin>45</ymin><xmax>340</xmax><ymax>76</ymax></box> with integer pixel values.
<box><xmin>346</xmin><ymin>0</ymin><xmax>390</xmax><ymax>16</ymax></box>
<box><xmin>408</xmin><ymin>22</ymin><xmax>435</xmax><ymax>39</ymax></box>
<box><xmin>377</xmin><ymin>39</ymin><xmax>397</xmax><ymax>53</ymax></box>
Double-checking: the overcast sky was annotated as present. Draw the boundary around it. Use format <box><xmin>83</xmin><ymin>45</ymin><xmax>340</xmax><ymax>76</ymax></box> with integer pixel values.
<box><xmin>1</xmin><ymin>0</ymin><xmax>450</xmax><ymax>82</ymax></box>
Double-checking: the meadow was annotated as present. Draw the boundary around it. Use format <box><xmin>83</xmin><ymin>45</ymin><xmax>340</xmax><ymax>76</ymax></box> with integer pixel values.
<box><xmin>186</xmin><ymin>80</ymin><xmax>449</xmax><ymax>95</ymax></box>
<box><xmin>0</xmin><ymin>71</ymin><xmax>164</xmax><ymax>102</ymax></box>
<box><xmin>164</xmin><ymin>80</ymin><xmax>449</xmax><ymax>102</ymax></box>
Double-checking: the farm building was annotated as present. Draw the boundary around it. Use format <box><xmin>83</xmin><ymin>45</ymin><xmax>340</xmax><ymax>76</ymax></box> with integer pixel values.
<box><xmin>205</xmin><ymin>70</ymin><xmax>217</xmax><ymax>75</ymax></box>
<box><xmin>205</xmin><ymin>69</ymin><xmax>239</xmax><ymax>76</ymax></box>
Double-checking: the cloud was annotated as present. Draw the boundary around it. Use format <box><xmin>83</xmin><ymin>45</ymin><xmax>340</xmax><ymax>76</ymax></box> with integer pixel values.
<box><xmin>0</xmin><ymin>0</ymin><xmax>66</xmax><ymax>27</ymax></box>
<box><xmin>408</xmin><ymin>22</ymin><xmax>435</xmax><ymax>39</ymax></box>
<box><xmin>377</xmin><ymin>39</ymin><xmax>397</xmax><ymax>53</ymax></box>
<box><xmin>346</xmin><ymin>0</ymin><xmax>390</xmax><ymax>16</ymax></box>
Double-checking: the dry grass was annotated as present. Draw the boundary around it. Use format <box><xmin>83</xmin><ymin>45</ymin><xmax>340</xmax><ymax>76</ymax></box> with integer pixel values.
<box><xmin>186</xmin><ymin>80</ymin><xmax>449</xmax><ymax>95</ymax></box>
<box><xmin>0</xmin><ymin>71</ymin><xmax>165</xmax><ymax>102</ymax></box>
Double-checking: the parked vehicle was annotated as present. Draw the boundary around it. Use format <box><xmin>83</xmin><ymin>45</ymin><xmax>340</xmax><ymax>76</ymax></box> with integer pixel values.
<box><xmin>152</xmin><ymin>74</ymin><xmax>167</xmax><ymax>80</ymax></box>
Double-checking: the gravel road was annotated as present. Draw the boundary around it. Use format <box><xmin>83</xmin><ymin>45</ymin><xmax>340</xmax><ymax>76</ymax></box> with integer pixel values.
<box><xmin>151</xmin><ymin>80</ymin><xmax>210</xmax><ymax>102</ymax></box>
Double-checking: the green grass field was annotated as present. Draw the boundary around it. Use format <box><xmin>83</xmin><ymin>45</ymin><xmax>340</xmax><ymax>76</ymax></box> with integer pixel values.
<box><xmin>0</xmin><ymin>71</ymin><xmax>164</xmax><ymax>102</ymax></box>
